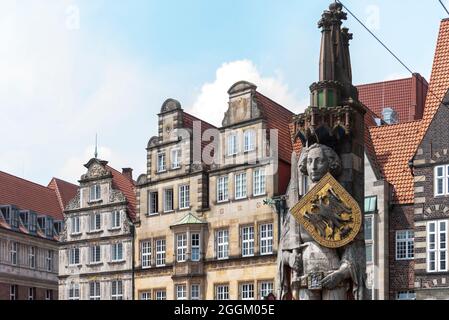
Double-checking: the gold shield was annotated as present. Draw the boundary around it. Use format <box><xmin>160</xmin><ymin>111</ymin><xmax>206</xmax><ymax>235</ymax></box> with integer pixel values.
<box><xmin>290</xmin><ymin>173</ymin><xmax>362</xmax><ymax>249</ymax></box>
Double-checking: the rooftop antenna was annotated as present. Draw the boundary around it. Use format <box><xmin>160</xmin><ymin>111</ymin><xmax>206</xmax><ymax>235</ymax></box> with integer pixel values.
<box><xmin>439</xmin><ymin>0</ymin><xmax>449</xmax><ymax>16</ymax></box>
<box><xmin>94</xmin><ymin>133</ymin><xmax>98</xmax><ymax>159</ymax></box>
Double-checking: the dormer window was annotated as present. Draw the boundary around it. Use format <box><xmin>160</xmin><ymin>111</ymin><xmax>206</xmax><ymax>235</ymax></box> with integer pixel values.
<box><xmin>90</xmin><ymin>184</ymin><xmax>101</xmax><ymax>201</ymax></box>
<box><xmin>244</xmin><ymin>130</ymin><xmax>256</xmax><ymax>152</ymax></box>
<box><xmin>171</xmin><ymin>149</ymin><xmax>181</xmax><ymax>169</ymax></box>
<box><xmin>157</xmin><ymin>153</ymin><xmax>166</xmax><ymax>173</ymax></box>
<box><xmin>227</xmin><ymin>134</ymin><xmax>238</xmax><ymax>156</ymax></box>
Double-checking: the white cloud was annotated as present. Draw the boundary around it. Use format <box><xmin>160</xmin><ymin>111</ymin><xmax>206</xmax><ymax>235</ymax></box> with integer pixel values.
<box><xmin>188</xmin><ymin>60</ymin><xmax>303</xmax><ymax>127</ymax></box>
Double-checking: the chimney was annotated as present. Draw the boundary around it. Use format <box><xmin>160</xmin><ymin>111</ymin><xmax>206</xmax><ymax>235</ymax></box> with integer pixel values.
<box><xmin>122</xmin><ymin>168</ymin><xmax>133</xmax><ymax>181</ymax></box>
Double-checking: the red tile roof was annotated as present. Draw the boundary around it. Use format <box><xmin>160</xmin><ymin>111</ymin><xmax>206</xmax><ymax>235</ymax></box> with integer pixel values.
<box><xmin>357</xmin><ymin>74</ymin><xmax>428</xmax><ymax>123</ymax></box>
<box><xmin>106</xmin><ymin>166</ymin><xmax>137</xmax><ymax>221</ymax></box>
<box><xmin>47</xmin><ymin>178</ymin><xmax>78</xmax><ymax>212</ymax></box>
<box><xmin>183</xmin><ymin>111</ymin><xmax>217</xmax><ymax>154</ymax></box>
<box><xmin>0</xmin><ymin>171</ymin><xmax>70</xmax><ymax>220</ymax></box>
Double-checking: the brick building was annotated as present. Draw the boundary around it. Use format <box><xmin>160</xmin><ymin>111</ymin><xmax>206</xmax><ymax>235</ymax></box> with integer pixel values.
<box><xmin>0</xmin><ymin>171</ymin><xmax>77</xmax><ymax>300</ymax></box>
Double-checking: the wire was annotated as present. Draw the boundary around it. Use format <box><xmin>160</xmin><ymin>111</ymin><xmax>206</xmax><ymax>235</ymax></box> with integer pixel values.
<box><xmin>439</xmin><ymin>0</ymin><xmax>449</xmax><ymax>16</ymax></box>
<box><xmin>336</xmin><ymin>0</ymin><xmax>448</xmax><ymax>107</ymax></box>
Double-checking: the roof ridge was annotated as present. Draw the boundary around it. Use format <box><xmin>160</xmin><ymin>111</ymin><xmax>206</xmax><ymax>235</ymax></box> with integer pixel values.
<box><xmin>255</xmin><ymin>91</ymin><xmax>295</xmax><ymax>115</ymax></box>
<box><xmin>0</xmin><ymin>171</ymin><xmax>57</xmax><ymax>194</ymax></box>
<box><xmin>183</xmin><ymin>111</ymin><xmax>217</xmax><ymax>129</ymax></box>
<box><xmin>369</xmin><ymin>119</ymin><xmax>421</xmax><ymax>131</ymax></box>
<box><xmin>356</xmin><ymin>76</ymin><xmax>413</xmax><ymax>88</ymax></box>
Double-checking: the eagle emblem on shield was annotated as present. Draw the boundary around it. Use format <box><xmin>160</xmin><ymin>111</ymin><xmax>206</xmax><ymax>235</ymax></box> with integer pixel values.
<box><xmin>290</xmin><ymin>173</ymin><xmax>362</xmax><ymax>249</ymax></box>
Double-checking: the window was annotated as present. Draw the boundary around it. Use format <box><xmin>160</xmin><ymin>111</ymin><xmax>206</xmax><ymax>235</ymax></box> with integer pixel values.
<box><xmin>171</xmin><ymin>149</ymin><xmax>181</xmax><ymax>169</ymax></box>
<box><xmin>176</xmin><ymin>284</ymin><xmax>187</xmax><ymax>300</ymax></box>
<box><xmin>46</xmin><ymin>250</ymin><xmax>53</xmax><ymax>272</ymax></box>
<box><xmin>366</xmin><ymin>244</ymin><xmax>373</xmax><ymax>263</ymax></box>
<box><xmin>157</xmin><ymin>153</ymin><xmax>166</xmax><ymax>173</ymax></box>
<box><xmin>141</xmin><ymin>241</ymin><xmax>152</xmax><ymax>269</ymax></box>
<box><xmin>111</xmin><ymin>243</ymin><xmax>123</xmax><ymax>262</ymax></box>
<box><xmin>260</xmin><ymin>282</ymin><xmax>274</xmax><ymax>299</ymax></box>
<box><xmin>217</xmin><ymin>176</ymin><xmax>229</xmax><ymax>202</ymax></box>
<box><xmin>253</xmin><ymin>169</ymin><xmax>266</xmax><ymax>196</ymax></box>
<box><xmin>365</xmin><ymin>216</ymin><xmax>373</xmax><ymax>241</ymax></box>
<box><xmin>191</xmin><ymin>284</ymin><xmax>200</xmax><ymax>300</ymax></box>
<box><xmin>396</xmin><ymin>291</ymin><xmax>416</xmax><ymax>300</ymax></box>
<box><xmin>191</xmin><ymin>233</ymin><xmax>201</xmax><ymax>262</ymax></box>
<box><xmin>68</xmin><ymin>283</ymin><xmax>80</xmax><ymax>300</ymax></box>
<box><xmin>435</xmin><ymin>165</ymin><xmax>449</xmax><ymax>196</ymax></box>
<box><xmin>69</xmin><ymin>248</ymin><xmax>80</xmax><ymax>266</ymax></box>
<box><xmin>71</xmin><ymin>216</ymin><xmax>80</xmax><ymax>235</ymax></box>
<box><xmin>156</xmin><ymin>239</ymin><xmax>166</xmax><ymax>266</ymax></box>
<box><xmin>111</xmin><ymin>280</ymin><xmax>123</xmax><ymax>300</ymax></box>
<box><xmin>164</xmin><ymin>189</ymin><xmax>174</xmax><ymax>212</ymax></box>
<box><xmin>179</xmin><ymin>185</ymin><xmax>190</xmax><ymax>209</ymax></box>
<box><xmin>240</xmin><ymin>283</ymin><xmax>254</xmax><ymax>300</ymax></box>
<box><xmin>45</xmin><ymin>290</ymin><xmax>53</xmax><ymax>301</ymax></box>
<box><xmin>244</xmin><ymin>130</ymin><xmax>256</xmax><ymax>152</ymax></box>
<box><xmin>216</xmin><ymin>285</ymin><xmax>229</xmax><ymax>300</ymax></box>
<box><xmin>10</xmin><ymin>242</ymin><xmax>18</xmax><ymax>265</ymax></box>
<box><xmin>260</xmin><ymin>224</ymin><xmax>273</xmax><ymax>255</ymax></box>
<box><xmin>155</xmin><ymin>290</ymin><xmax>166</xmax><ymax>300</ymax></box>
<box><xmin>29</xmin><ymin>247</ymin><xmax>36</xmax><ymax>269</ymax></box>
<box><xmin>148</xmin><ymin>192</ymin><xmax>158</xmax><ymax>215</ymax></box>
<box><xmin>90</xmin><ymin>184</ymin><xmax>101</xmax><ymax>201</ymax></box>
<box><xmin>235</xmin><ymin>173</ymin><xmax>247</xmax><ymax>199</ymax></box>
<box><xmin>89</xmin><ymin>282</ymin><xmax>101</xmax><ymax>300</ymax></box>
<box><xmin>90</xmin><ymin>245</ymin><xmax>101</xmax><ymax>264</ymax></box>
<box><xmin>141</xmin><ymin>292</ymin><xmax>151</xmax><ymax>300</ymax></box>
<box><xmin>242</xmin><ymin>226</ymin><xmax>255</xmax><ymax>257</ymax></box>
<box><xmin>90</xmin><ymin>213</ymin><xmax>101</xmax><ymax>232</ymax></box>
<box><xmin>28</xmin><ymin>287</ymin><xmax>36</xmax><ymax>300</ymax></box>
<box><xmin>10</xmin><ymin>285</ymin><xmax>17</xmax><ymax>301</ymax></box>
<box><xmin>216</xmin><ymin>230</ymin><xmax>229</xmax><ymax>260</ymax></box>
<box><xmin>396</xmin><ymin>230</ymin><xmax>414</xmax><ymax>261</ymax></box>
<box><xmin>176</xmin><ymin>233</ymin><xmax>187</xmax><ymax>262</ymax></box>
<box><xmin>428</xmin><ymin>220</ymin><xmax>448</xmax><ymax>272</ymax></box>
<box><xmin>364</xmin><ymin>196</ymin><xmax>377</xmax><ymax>213</ymax></box>
<box><xmin>111</xmin><ymin>211</ymin><xmax>121</xmax><ymax>229</ymax></box>
<box><xmin>227</xmin><ymin>134</ymin><xmax>238</xmax><ymax>156</ymax></box>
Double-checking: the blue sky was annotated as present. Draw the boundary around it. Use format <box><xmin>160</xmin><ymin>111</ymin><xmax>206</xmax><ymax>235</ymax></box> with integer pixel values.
<box><xmin>0</xmin><ymin>0</ymin><xmax>447</xmax><ymax>185</ymax></box>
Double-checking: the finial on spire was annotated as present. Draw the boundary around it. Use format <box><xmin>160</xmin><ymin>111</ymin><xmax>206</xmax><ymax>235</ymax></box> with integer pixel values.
<box><xmin>94</xmin><ymin>133</ymin><xmax>98</xmax><ymax>159</ymax></box>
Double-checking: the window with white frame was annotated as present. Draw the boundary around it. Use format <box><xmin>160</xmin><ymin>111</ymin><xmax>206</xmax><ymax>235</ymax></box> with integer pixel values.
<box><xmin>46</xmin><ymin>250</ymin><xmax>53</xmax><ymax>272</ymax></box>
<box><xmin>157</xmin><ymin>153</ymin><xmax>166</xmax><ymax>173</ymax></box>
<box><xmin>148</xmin><ymin>192</ymin><xmax>159</xmax><ymax>215</ymax></box>
<box><xmin>215</xmin><ymin>285</ymin><xmax>229</xmax><ymax>300</ymax></box>
<box><xmin>155</xmin><ymin>290</ymin><xmax>166</xmax><ymax>300</ymax></box>
<box><xmin>191</xmin><ymin>233</ymin><xmax>201</xmax><ymax>262</ymax></box>
<box><xmin>244</xmin><ymin>130</ymin><xmax>256</xmax><ymax>152</ymax></box>
<box><xmin>191</xmin><ymin>284</ymin><xmax>200</xmax><ymax>300</ymax></box>
<box><xmin>396</xmin><ymin>230</ymin><xmax>414</xmax><ymax>261</ymax></box>
<box><xmin>90</xmin><ymin>184</ymin><xmax>101</xmax><ymax>201</ymax></box>
<box><xmin>435</xmin><ymin>165</ymin><xmax>449</xmax><ymax>196</ymax></box>
<box><xmin>111</xmin><ymin>243</ymin><xmax>123</xmax><ymax>262</ymax></box>
<box><xmin>235</xmin><ymin>173</ymin><xmax>247</xmax><ymax>199</ymax></box>
<box><xmin>68</xmin><ymin>283</ymin><xmax>80</xmax><ymax>300</ymax></box>
<box><xmin>176</xmin><ymin>284</ymin><xmax>187</xmax><ymax>300</ymax></box>
<box><xmin>28</xmin><ymin>287</ymin><xmax>35</xmax><ymax>300</ymax></box>
<box><xmin>396</xmin><ymin>291</ymin><xmax>416</xmax><ymax>300</ymax></box>
<box><xmin>10</xmin><ymin>285</ymin><xmax>17</xmax><ymax>301</ymax></box>
<box><xmin>72</xmin><ymin>216</ymin><xmax>80</xmax><ymax>235</ymax></box>
<box><xmin>90</xmin><ymin>245</ymin><xmax>101</xmax><ymax>264</ymax></box>
<box><xmin>217</xmin><ymin>176</ymin><xmax>229</xmax><ymax>202</ymax></box>
<box><xmin>89</xmin><ymin>282</ymin><xmax>101</xmax><ymax>300</ymax></box>
<box><xmin>253</xmin><ymin>168</ymin><xmax>266</xmax><ymax>196</ymax></box>
<box><xmin>176</xmin><ymin>233</ymin><xmax>187</xmax><ymax>262</ymax></box>
<box><xmin>141</xmin><ymin>240</ymin><xmax>152</xmax><ymax>269</ymax></box>
<box><xmin>29</xmin><ymin>247</ymin><xmax>36</xmax><ymax>269</ymax></box>
<box><xmin>216</xmin><ymin>229</ymin><xmax>229</xmax><ymax>260</ymax></box>
<box><xmin>164</xmin><ymin>189</ymin><xmax>174</xmax><ymax>212</ymax></box>
<box><xmin>141</xmin><ymin>292</ymin><xmax>151</xmax><ymax>300</ymax></box>
<box><xmin>242</xmin><ymin>226</ymin><xmax>255</xmax><ymax>257</ymax></box>
<box><xmin>227</xmin><ymin>134</ymin><xmax>238</xmax><ymax>156</ymax></box>
<box><xmin>111</xmin><ymin>280</ymin><xmax>123</xmax><ymax>300</ymax></box>
<box><xmin>90</xmin><ymin>212</ymin><xmax>101</xmax><ymax>232</ymax></box>
<box><xmin>171</xmin><ymin>149</ymin><xmax>181</xmax><ymax>169</ymax></box>
<box><xmin>240</xmin><ymin>283</ymin><xmax>254</xmax><ymax>300</ymax></box>
<box><xmin>45</xmin><ymin>290</ymin><xmax>53</xmax><ymax>301</ymax></box>
<box><xmin>260</xmin><ymin>223</ymin><xmax>273</xmax><ymax>255</ymax></box>
<box><xmin>69</xmin><ymin>247</ymin><xmax>80</xmax><ymax>266</ymax></box>
<box><xmin>428</xmin><ymin>220</ymin><xmax>448</xmax><ymax>272</ymax></box>
<box><xmin>156</xmin><ymin>239</ymin><xmax>166</xmax><ymax>266</ymax></box>
<box><xmin>111</xmin><ymin>211</ymin><xmax>121</xmax><ymax>229</ymax></box>
<box><xmin>10</xmin><ymin>242</ymin><xmax>17</xmax><ymax>265</ymax></box>
<box><xmin>260</xmin><ymin>281</ymin><xmax>274</xmax><ymax>299</ymax></box>
<box><xmin>179</xmin><ymin>185</ymin><xmax>190</xmax><ymax>209</ymax></box>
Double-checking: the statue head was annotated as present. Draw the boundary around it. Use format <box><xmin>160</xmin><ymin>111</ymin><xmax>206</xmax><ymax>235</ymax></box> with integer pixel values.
<box><xmin>299</xmin><ymin>144</ymin><xmax>342</xmax><ymax>183</ymax></box>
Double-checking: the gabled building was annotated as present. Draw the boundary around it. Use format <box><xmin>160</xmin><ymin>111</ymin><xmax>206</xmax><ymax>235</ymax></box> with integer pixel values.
<box><xmin>58</xmin><ymin>159</ymin><xmax>136</xmax><ymax>300</ymax></box>
<box><xmin>0</xmin><ymin>171</ymin><xmax>77</xmax><ymax>300</ymax></box>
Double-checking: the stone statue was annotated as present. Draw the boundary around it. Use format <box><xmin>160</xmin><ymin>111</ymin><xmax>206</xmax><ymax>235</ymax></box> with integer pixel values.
<box><xmin>276</xmin><ymin>144</ymin><xmax>368</xmax><ymax>300</ymax></box>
